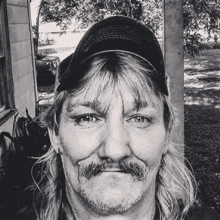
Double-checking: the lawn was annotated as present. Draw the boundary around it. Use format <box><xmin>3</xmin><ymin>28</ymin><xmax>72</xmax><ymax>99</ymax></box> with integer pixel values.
<box><xmin>184</xmin><ymin>49</ymin><xmax>220</xmax><ymax>213</ymax></box>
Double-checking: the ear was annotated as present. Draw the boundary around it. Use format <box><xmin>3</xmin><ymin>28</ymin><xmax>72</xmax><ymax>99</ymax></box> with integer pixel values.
<box><xmin>48</xmin><ymin>128</ymin><xmax>61</xmax><ymax>154</ymax></box>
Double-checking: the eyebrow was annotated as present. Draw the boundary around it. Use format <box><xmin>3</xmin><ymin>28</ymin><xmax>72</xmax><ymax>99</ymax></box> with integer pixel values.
<box><xmin>134</xmin><ymin>100</ymin><xmax>149</xmax><ymax>110</ymax></box>
<box><xmin>66</xmin><ymin>101</ymin><xmax>106</xmax><ymax>114</ymax></box>
<box><xmin>66</xmin><ymin>98</ymin><xmax>153</xmax><ymax>115</ymax></box>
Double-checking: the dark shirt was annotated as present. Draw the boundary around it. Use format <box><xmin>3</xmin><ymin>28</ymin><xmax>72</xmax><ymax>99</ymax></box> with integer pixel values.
<box><xmin>153</xmin><ymin>206</ymin><xmax>219</xmax><ymax>220</ymax></box>
<box><xmin>14</xmin><ymin>205</ymin><xmax>220</xmax><ymax>220</ymax></box>
<box><xmin>185</xmin><ymin>206</ymin><xmax>219</xmax><ymax>220</ymax></box>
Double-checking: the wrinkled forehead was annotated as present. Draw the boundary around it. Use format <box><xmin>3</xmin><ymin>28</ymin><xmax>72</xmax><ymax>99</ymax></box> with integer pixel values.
<box><xmin>61</xmin><ymin>52</ymin><xmax>165</xmax><ymax>113</ymax></box>
<box><xmin>64</xmin><ymin>77</ymin><xmax>163</xmax><ymax>114</ymax></box>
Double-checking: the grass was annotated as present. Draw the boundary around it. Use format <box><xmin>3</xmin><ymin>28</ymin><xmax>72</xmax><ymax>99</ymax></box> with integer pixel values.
<box><xmin>184</xmin><ymin>48</ymin><xmax>220</xmax><ymax>213</ymax></box>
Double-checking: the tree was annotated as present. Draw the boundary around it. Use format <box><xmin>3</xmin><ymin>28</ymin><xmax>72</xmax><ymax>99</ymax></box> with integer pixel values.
<box><xmin>183</xmin><ymin>0</ymin><xmax>220</xmax><ymax>55</ymax></box>
<box><xmin>31</xmin><ymin>0</ymin><xmax>45</xmax><ymax>56</ymax></box>
<box><xmin>183</xmin><ymin>0</ymin><xmax>220</xmax><ymax>35</ymax></box>
<box><xmin>33</xmin><ymin>0</ymin><xmax>220</xmax><ymax>57</ymax></box>
<box><xmin>39</xmin><ymin>0</ymin><xmax>163</xmax><ymax>34</ymax></box>
<box><xmin>37</xmin><ymin>0</ymin><xmax>220</xmax><ymax>36</ymax></box>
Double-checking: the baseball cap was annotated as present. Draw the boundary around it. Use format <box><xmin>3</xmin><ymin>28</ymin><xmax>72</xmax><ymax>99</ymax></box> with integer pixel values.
<box><xmin>57</xmin><ymin>16</ymin><xmax>168</xmax><ymax>95</ymax></box>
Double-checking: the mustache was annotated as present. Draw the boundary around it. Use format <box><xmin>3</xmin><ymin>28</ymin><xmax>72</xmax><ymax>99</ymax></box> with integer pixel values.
<box><xmin>80</xmin><ymin>161</ymin><xmax>148</xmax><ymax>181</ymax></box>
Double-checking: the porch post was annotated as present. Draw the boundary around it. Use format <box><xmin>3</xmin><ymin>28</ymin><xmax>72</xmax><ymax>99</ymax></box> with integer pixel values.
<box><xmin>163</xmin><ymin>0</ymin><xmax>184</xmax><ymax>145</ymax></box>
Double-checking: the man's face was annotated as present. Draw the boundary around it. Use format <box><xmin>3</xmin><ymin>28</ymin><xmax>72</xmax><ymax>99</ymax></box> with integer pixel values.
<box><xmin>51</xmin><ymin>82</ymin><xmax>168</xmax><ymax>216</ymax></box>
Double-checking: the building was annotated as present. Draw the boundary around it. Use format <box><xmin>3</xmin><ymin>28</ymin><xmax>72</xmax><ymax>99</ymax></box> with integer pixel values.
<box><xmin>0</xmin><ymin>0</ymin><xmax>37</xmax><ymax>172</ymax></box>
<box><xmin>0</xmin><ymin>0</ymin><xmax>37</xmax><ymax>218</ymax></box>
<box><xmin>0</xmin><ymin>0</ymin><xmax>37</xmax><ymax>135</ymax></box>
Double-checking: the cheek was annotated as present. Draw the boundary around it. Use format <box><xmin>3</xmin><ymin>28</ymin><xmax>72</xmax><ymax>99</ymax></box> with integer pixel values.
<box><xmin>129</xmin><ymin>126</ymin><xmax>167</xmax><ymax>166</ymax></box>
<box><xmin>60</xmin><ymin>150</ymin><xmax>78</xmax><ymax>185</ymax></box>
<box><xmin>58</xmin><ymin>123</ymin><xmax>103</xmax><ymax>163</ymax></box>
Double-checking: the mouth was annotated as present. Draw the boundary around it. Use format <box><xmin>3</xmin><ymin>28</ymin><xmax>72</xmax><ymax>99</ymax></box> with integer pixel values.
<box><xmin>81</xmin><ymin>161</ymin><xmax>146</xmax><ymax>180</ymax></box>
<box><xmin>102</xmin><ymin>168</ymin><xmax>126</xmax><ymax>172</ymax></box>
<box><xmin>101</xmin><ymin>163</ymin><xmax>129</xmax><ymax>173</ymax></box>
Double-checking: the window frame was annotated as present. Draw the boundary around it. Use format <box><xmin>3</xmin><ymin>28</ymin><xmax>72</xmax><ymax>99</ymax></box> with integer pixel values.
<box><xmin>0</xmin><ymin>0</ymin><xmax>16</xmax><ymax>126</ymax></box>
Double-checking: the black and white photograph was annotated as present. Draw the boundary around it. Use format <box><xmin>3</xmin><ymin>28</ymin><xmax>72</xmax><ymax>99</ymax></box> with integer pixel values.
<box><xmin>0</xmin><ymin>0</ymin><xmax>220</xmax><ymax>219</ymax></box>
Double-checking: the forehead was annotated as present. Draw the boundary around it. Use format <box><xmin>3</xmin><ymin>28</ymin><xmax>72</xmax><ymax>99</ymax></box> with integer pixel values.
<box><xmin>62</xmin><ymin>52</ymin><xmax>164</xmax><ymax>112</ymax></box>
<box><xmin>64</xmin><ymin>81</ymin><xmax>163</xmax><ymax>113</ymax></box>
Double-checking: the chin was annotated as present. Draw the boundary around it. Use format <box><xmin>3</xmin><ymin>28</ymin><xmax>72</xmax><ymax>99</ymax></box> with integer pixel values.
<box><xmin>79</xmin><ymin>188</ymin><xmax>144</xmax><ymax>215</ymax></box>
<box><xmin>78</xmin><ymin>173</ymin><xmax>147</xmax><ymax>215</ymax></box>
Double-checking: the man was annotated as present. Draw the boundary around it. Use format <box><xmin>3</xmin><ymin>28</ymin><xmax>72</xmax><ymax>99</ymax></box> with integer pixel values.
<box><xmin>30</xmin><ymin>16</ymin><xmax>197</xmax><ymax>220</ymax></box>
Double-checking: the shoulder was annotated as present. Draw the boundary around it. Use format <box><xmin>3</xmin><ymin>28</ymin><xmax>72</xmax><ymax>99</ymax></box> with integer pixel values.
<box><xmin>185</xmin><ymin>206</ymin><xmax>219</xmax><ymax>220</ymax></box>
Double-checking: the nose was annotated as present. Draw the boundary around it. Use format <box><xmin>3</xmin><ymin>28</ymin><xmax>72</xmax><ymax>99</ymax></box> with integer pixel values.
<box><xmin>98</xmin><ymin>119</ymin><xmax>131</xmax><ymax>162</ymax></box>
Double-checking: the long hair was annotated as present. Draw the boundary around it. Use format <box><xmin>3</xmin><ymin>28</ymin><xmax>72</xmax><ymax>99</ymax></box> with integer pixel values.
<box><xmin>32</xmin><ymin>51</ymin><xmax>196</xmax><ymax>220</ymax></box>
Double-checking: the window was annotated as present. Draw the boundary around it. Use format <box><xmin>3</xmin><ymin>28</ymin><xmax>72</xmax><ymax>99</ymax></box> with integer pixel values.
<box><xmin>0</xmin><ymin>0</ymin><xmax>15</xmax><ymax>124</ymax></box>
<box><xmin>0</xmin><ymin>0</ymin><xmax>5</xmax><ymax>112</ymax></box>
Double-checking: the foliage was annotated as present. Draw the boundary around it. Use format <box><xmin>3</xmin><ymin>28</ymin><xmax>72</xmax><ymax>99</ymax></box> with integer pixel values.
<box><xmin>183</xmin><ymin>0</ymin><xmax>220</xmax><ymax>56</ymax></box>
<box><xmin>183</xmin><ymin>0</ymin><xmax>220</xmax><ymax>35</ymax></box>
<box><xmin>184</xmin><ymin>32</ymin><xmax>203</xmax><ymax>57</ymax></box>
<box><xmin>0</xmin><ymin>109</ymin><xmax>50</xmax><ymax>219</ymax></box>
<box><xmin>200</xmin><ymin>41</ymin><xmax>220</xmax><ymax>50</ymax></box>
<box><xmin>0</xmin><ymin>109</ymin><xmax>50</xmax><ymax>185</ymax></box>
<box><xmin>39</xmin><ymin>0</ymin><xmax>220</xmax><ymax>35</ymax></box>
<box><xmin>40</xmin><ymin>0</ymin><xmax>78</xmax><ymax>30</ymax></box>
<box><xmin>0</xmin><ymin>109</ymin><xmax>50</xmax><ymax>158</ymax></box>
<box><xmin>73</xmin><ymin>0</ymin><xmax>143</xmax><ymax>28</ymax></box>
<box><xmin>36</xmin><ymin>0</ymin><xmax>220</xmax><ymax>56</ymax></box>
<box><xmin>40</xmin><ymin>0</ymin><xmax>163</xmax><ymax>33</ymax></box>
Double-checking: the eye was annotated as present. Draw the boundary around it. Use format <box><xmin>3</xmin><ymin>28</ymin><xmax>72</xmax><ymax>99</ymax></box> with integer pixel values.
<box><xmin>127</xmin><ymin>115</ymin><xmax>152</xmax><ymax>128</ymax></box>
<box><xmin>75</xmin><ymin>114</ymin><xmax>101</xmax><ymax>126</ymax></box>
